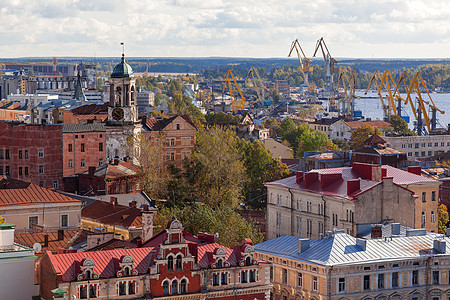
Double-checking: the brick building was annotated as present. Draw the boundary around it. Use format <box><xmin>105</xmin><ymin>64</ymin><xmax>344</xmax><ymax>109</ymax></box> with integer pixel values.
<box><xmin>39</xmin><ymin>218</ymin><xmax>272</xmax><ymax>300</ymax></box>
<box><xmin>142</xmin><ymin>115</ymin><xmax>197</xmax><ymax>167</ymax></box>
<box><xmin>0</xmin><ymin>121</ymin><xmax>63</xmax><ymax>189</ymax></box>
<box><xmin>0</xmin><ymin>101</ymin><xmax>29</xmax><ymax>122</ymax></box>
<box><xmin>62</xmin><ymin>103</ymin><xmax>108</xmax><ymax>124</ymax></box>
<box><xmin>62</xmin><ymin>123</ymin><xmax>106</xmax><ymax>177</ymax></box>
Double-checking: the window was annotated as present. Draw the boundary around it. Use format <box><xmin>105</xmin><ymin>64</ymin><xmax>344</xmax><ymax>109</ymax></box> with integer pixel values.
<box><xmin>432</xmin><ymin>191</ymin><xmax>436</xmax><ymax>201</ymax></box>
<box><xmin>172</xmin><ymin>280</ymin><xmax>178</xmax><ymax>295</ymax></box>
<box><xmin>39</xmin><ymin>165</ymin><xmax>44</xmax><ymax>174</ymax></box>
<box><xmin>176</xmin><ymin>124</ymin><xmax>180</xmax><ymax>130</ymax></box>
<box><xmin>5</xmin><ymin>166</ymin><xmax>9</xmax><ymax>175</ymax></box>
<box><xmin>99</xmin><ymin>143</ymin><xmax>103</xmax><ymax>151</ymax></box>
<box><xmin>53</xmin><ymin>181</ymin><xmax>58</xmax><ymax>189</ymax></box>
<box><xmin>81</xmin><ymin>143</ymin><xmax>85</xmax><ymax>152</ymax></box>
<box><xmin>306</xmin><ymin>219</ymin><xmax>312</xmax><ymax>236</ymax></box>
<box><xmin>166</xmin><ymin>153</ymin><xmax>170</xmax><ymax>161</ymax></box>
<box><xmin>377</xmin><ymin>274</ymin><xmax>384</xmax><ymax>289</ymax></box>
<box><xmin>422</xmin><ymin>192</ymin><xmax>426</xmax><ymax>202</ymax></box>
<box><xmin>68</xmin><ymin>159</ymin><xmax>73</xmax><ymax>168</ymax></box>
<box><xmin>213</xmin><ymin>274</ymin><xmax>219</xmax><ymax>286</ymax></box>
<box><xmin>415</xmin><ymin>143</ymin><xmax>419</xmax><ymax>148</ymax></box>
<box><xmin>180</xmin><ymin>279</ymin><xmax>187</xmax><ymax>293</ymax></box>
<box><xmin>421</xmin><ymin>151</ymin><xmax>425</xmax><ymax>157</ymax></box>
<box><xmin>221</xmin><ymin>273</ymin><xmax>228</xmax><ymax>285</ymax></box>
<box><xmin>5</xmin><ymin>149</ymin><xmax>9</xmax><ymax>159</ymax></box>
<box><xmin>433</xmin><ymin>270</ymin><xmax>439</xmax><ymax>284</ymax></box>
<box><xmin>128</xmin><ymin>282</ymin><xmax>136</xmax><ymax>294</ymax></box>
<box><xmin>0</xmin><ymin>166</ymin><xmax>3</xmax><ymax>175</ymax></box>
<box><xmin>422</xmin><ymin>143</ymin><xmax>426</xmax><ymax>147</ymax></box>
<box><xmin>80</xmin><ymin>285</ymin><xmax>87</xmax><ymax>299</ymax></box>
<box><xmin>39</xmin><ymin>181</ymin><xmax>43</xmax><ymax>187</ymax></box>
<box><xmin>176</xmin><ymin>255</ymin><xmax>182</xmax><ymax>271</ymax></box>
<box><xmin>38</xmin><ymin>149</ymin><xmax>44</xmax><ymax>158</ymax></box>
<box><xmin>163</xmin><ymin>281</ymin><xmax>169</xmax><ymax>295</ymax></box>
<box><xmin>408</xmin><ymin>143</ymin><xmax>412</xmax><ymax>148</ymax></box>
<box><xmin>29</xmin><ymin>216</ymin><xmax>38</xmax><ymax>229</ymax></box>
<box><xmin>282</xmin><ymin>269</ymin><xmax>287</xmax><ymax>284</ymax></box>
<box><xmin>312</xmin><ymin>276</ymin><xmax>318</xmax><ymax>291</ymax></box>
<box><xmin>18</xmin><ymin>167</ymin><xmax>22</xmax><ymax>176</ymax></box>
<box><xmin>119</xmin><ymin>282</ymin><xmax>126</xmax><ymax>295</ymax></box>
<box><xmin>166</xmin><ymin>139</ymin><xmax>170</xmax><ymax>146</ymax></box>
<box><xmin>24</xmin><ymin>150</ymin><xmax>28</xmax><ymax>159</ymax></box>
<box><xmin>297</xmin><ymin>272</ymin><xmax>303</xmax><ymax>287</ymax></box>
<box><xmin>364</xmin><ymin>275</ymin><xmax>370</xmax><ymax>290</ymax></box>
<box><xmin>412</xmin><ymin>270</ymin><xmax>419</xmax><ymax>285</ymax></box>
<box><xmin>422</xmin><ymin>212</ymin><xmax>426</xmax><ymax>227</ymax></box>
<box><xmin>19</xmin><ymin>150</ymin><xmax>22</xmax><ymax>159</ymax></box>
<box><xmin>276</xmin><ymin>212</ymin><xmax>281</xmax><ymax>228</ymax></box>
<box><xmin>338</xmin><ymin>277</ymin><xmax>345</xmax><ymax>293</ymax></box>
<box><xmin>431</xmin><ymin>211</ymin><xmax>436</xmax><ymax>223</ymax></box>
<box><xmin>0</xmin><ymin>150</ymin><xmax>3</xmax><ymax>159</ymax></box>
<box><xmin>241</xmin><ymin>271</ymin><xmax>248</xmax><ymax>283</ymax></box>
<box><xmin>318</xmin><ymin>221</ymin><xmax>324</xmax><ymax>234</ymax></box>
<box><xmin>249</xmin><ymin>270</ymin><xmax>256</xmax><ymax>282</ymax></box>
<box><xmin>99</xmin><ymin>158</ymin><xmax>103</xmax><ymax>166</ymax></box>
<box><xmin>170</xmin><ymin>139</ymin><xmax>175</xmax><ymax>146</ymax></box>
<box><xmin>245</xmin><ymin>256</ymin><xmax>251</xmax><ymax>266</ymax></box>
<box><xmin>392</xmin><ymin>272</ymin><xmax>399</xmax><ymax>288</ymax></box>
<box><xmin>270</xmin><ymin>266</ymin><xmax>273</xmax><ymax>281</ymax></box>
<box><xmin>435</xmin><ymin>142</ymin><xmax>439</xmax><ymax>147</ymax></box>
<box><xmin>296</xmin><ymin>199</ymin><xmax>301</xmax><ymax>210</ymax></box>
<box><xmin>128</xmin><ymin>183</ymin><xmax>133</xmax><ymax>193</ymax></box>
<box><xmin>171</xmin><ymin>153</ymin><xmax>174</xmax><ymax>160</ymax></box>
<box><xmin>168</xmin><ymin>256</ymin><xmax>174</xmax><ymax>272</ymax></box>
<box><xmin>68</xmin><ymin>144</ymin><xmax>73</xmax><ymax>152</ymax></box>
<box><xmin>61</xmin><ymin>215</ymin><xmax>68</xmax><ymax>227</ymax></box>
<box><xmin>24</xmin><ymin>167</ymin><xmax>28</xmax><ymax>176</ymax></box>
<box><xmin>81</xmin><ymin>159</ymin><xmax>85</xmax><ymax>168</ymax></box>
<box><xmin>296</xmin><ymin>217</ymin><xmax>302</xmax><ymax>233</ymax></box>
<box><xmin>217</xmin><ymin>259</ymin><xmax>223</xmax><ymax>268</ymax></box>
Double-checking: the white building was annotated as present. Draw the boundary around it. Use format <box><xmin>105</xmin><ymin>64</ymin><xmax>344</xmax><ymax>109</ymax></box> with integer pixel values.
<box><xmin>0</xmin><ymin>222</ymin><xmax>39</xmax><ymax>300</ymax></box>
<box><xmin>383</xmin><ymin>135</ymin><xmax>450</xmax><ymax>160</ymax></box>
<box><xmin>7</xmin><ymin>93</ymin><xmax>58</xmax><ymax>108</ymax></box>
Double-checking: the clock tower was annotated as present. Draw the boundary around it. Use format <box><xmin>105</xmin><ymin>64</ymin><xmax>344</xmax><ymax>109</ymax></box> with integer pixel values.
<box><xmin>107</xmin><ymin>53</ymin><xmax>138</xmax><ymax>124</ymax></box>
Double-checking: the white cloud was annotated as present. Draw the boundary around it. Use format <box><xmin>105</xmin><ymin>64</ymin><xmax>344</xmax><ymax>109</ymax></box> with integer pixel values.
<box><xmin>0</xmin><ymin>0</ymin><xmax>448</xmax><ymax>58</ymax></box>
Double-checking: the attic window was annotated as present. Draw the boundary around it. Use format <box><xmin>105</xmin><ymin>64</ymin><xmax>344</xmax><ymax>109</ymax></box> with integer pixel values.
<box><xmin>176</xmin><ymin>124</ymin><xmax>180</xmax><ymax>130</ymax></box>
<box><xmin>392</xmin><ymin>264</ymin><xmax>399</xmax><ymax>268</ymax></box>
<box><xmin>364</xmin><ymin>267</ymin><xmax>371</xmax><ymax>271</ymax></box>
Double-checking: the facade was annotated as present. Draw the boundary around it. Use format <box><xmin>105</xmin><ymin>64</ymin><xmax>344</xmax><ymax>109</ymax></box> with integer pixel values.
<box><xmin>142</xmin><ymin>115</ymin><xmax>197</xmax><ymax>167</ymax></box>
<box><xmin>308</xmin><ymin>118</ymin><xmax>340</xmax><ymax>139</ymax></box>
<box><xmin>0</xmin><ymin>177</ymin><xmax>82</xmax><ymax>231</ymax></box>
<box><xmin>329</xmin><ymin>119</ymin><xmax>392</xmax><ymax>141</ymax></box>
<box><xmin>266</xmin><ymin>162</ymin><xmax>440</xmax><ymax>241</ymax></box>
<box><xmin>236</xmin><ymin>113</ymin><xmax>270</xmax><ymax>141</ymax></box>
<box><xmin>0</xmin><ymin>222</ymin><xmax>39</xmax><ymax>300</ymax></box>
<box><xmin>39</xmin><ymin>218</ymin><xmax>272</xmax><ymax>300</ymax></box>
<box><xmin>262</xmin><ymin>138</ymin><xmax>294</xmax><ymax>159</ymax></box>
<box><xmin>62</xmin><ymin>103</ymin><xmax>108</xmax><ymax>124</ymax></box>
<box><xmin>0</xmin><ymin>101</ymin><xmax>29</xmax><ymax>122</ymax></box>
<box><xmin>255</xmin><ymin>228</ymin><xmax>450</xmax><ymax>300</ymax></box>
<box><xmin>383</xmin><ymin>135</ymin><xmax>450</xmax><ymax>161</ymax></box>
<box><xmin>136</xmin><ymin>91</ymin><xmax>155</xmax><ymax>115</ymax></box>
<box><xmin>0</xmin><ymin>121</ymin><xmax>64</xmax><ymax>189</ymax></box>
<box><xmin>62</xmin><ymin>123</ymin><xmax>107</xmax><ymax>177</ymax></box>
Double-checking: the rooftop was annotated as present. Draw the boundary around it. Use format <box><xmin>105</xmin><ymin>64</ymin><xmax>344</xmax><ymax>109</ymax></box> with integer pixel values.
<box><xmin>82</xmin><ymin>200</ymin><xmax>143</xmax><ymax>229</ymax></box>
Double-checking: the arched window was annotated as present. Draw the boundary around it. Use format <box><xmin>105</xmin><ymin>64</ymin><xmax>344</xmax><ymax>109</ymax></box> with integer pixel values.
<box><xmin>163</xmin><ymin>281</ymin><xmax>169</xmax><ymax>295</ymax></box>
<box><xmin>124</xmin><ymin>267</ymin><xmax>130</xmax><ymax>276</ymax></box>
<box><xmin>168</xmin><ymin>256</ymin><xmax>174</xmax><ymax>272</ymax></box>
<box><xmin>172</xmin><ymin>280</ymin><xmax>178</xmax><ymax>295</ymax></box>
<box><xmin>245</xmin><ymin>256</ymin><xmax>251</xmax><ymax>266</ymax></box>
<box><xmin>180</xmin><ymin>279</ymin><xmax>187</xmax><ymax>294</ymax></box>
<box><xmin>85</xmin><ymin>270</ymin><xmax>91</xmax><ymax>280</ymax></box>
<box><xmin>217</xmin><ymin>259</ymin><xmax>223</xmax><ymax>268</ymax></box>
<box><xmin>115</xmin><ymin>87</ymin><xmax>122</xmax><ymax>106</ymax></box>
<box><xmin>176</xmin><ymin>255</ymin><xmax>182</xmax><ymax>271</ymax></box>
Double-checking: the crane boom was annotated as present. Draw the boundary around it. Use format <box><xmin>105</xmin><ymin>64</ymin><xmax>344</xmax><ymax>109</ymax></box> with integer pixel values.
<box><xmin>222</xmin><ymin>69</ymin><xmax>246</xmax><ymax>113</ymax></box>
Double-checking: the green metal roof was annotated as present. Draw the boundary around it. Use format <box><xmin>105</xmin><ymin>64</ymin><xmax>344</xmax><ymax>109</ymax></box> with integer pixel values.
<box><xmin>51</xmin><ymin>287</ymin><xmax>67</xmax><ymax>294</ymax></box>
<box><xmin>0</xmin><ymin>222</ymin><xmax>15</xmax><ymax>229</ymax></box>
<box><xmin>111</xmin><ymin>54</ymin><xmax>134</xmax><ymax>78</ymax></box>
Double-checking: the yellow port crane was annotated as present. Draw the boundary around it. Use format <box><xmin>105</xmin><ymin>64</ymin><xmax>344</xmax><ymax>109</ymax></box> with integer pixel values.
<box><xmin>313</xmin><ymin>37</ymin><xmax>340</xmax><ymax>76</ymax></box>
<box><xmin>222</xmin><ymin>69</ymin><xmax>246</xmax><ymax>113</ymax></box>
<box><xmin>336</xmin><ymin>69</ymin><xmax>358</xmax><ymax>116</ymax></box>
<box><xmin>288</xmin><ymin>39</ymin><xmax>314</xmax><ymax>93</ymax></box>
<box><xmin>365</xmin><ymin>69</ymin><xmax>399</xmax><ymax>120</ymax></box>
<box><xmin>245</xmin><ymin>67</ymin><xmax>267</xmax><ymax>104</ymax></box>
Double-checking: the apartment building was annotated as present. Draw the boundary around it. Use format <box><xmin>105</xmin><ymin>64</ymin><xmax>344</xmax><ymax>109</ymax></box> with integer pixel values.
<box><xmin>383</xmin><ymin>135</ymin><xmax>450</xmax><ymax>160</ymax></box>
<box><xmin>255</xmin><ymin>227</ymin><xmax>450</xmax><ymax>300</ymax></box>
<box><xmin>329</xmin><ymin>119</ymin><xmax>392</xmax><ymax>141</ymax></box>
<box><xmin>266</xmin><ymin>162</ymin><xmax>440</xmax><ymax>240</ymax></box>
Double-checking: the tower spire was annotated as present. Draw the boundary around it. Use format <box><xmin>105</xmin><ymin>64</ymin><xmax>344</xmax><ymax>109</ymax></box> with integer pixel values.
<box><xmin>121</xmin><ymin>42</ymin><xmax>125</xmax><ymax>61</ymax></box>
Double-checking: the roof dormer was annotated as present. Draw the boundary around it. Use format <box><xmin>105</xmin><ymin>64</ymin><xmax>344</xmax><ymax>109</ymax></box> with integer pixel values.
<box><xmin>77</xmin><ymin>258</ymin><xmax>99</xmax><ymax>281</ymax></box>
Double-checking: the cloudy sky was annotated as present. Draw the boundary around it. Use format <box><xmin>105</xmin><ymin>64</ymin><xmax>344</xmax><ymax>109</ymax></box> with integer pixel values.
<box><xmin>0</xmin><ymin>0</ymin><xmax>448</xmax><ymax>59</ymax></box>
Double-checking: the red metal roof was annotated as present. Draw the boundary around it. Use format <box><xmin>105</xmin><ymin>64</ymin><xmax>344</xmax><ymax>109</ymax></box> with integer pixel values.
<box><xmin>82</xmin><ymin>201</ymin><xmax>143</xmax><ymax>229</ymax></box>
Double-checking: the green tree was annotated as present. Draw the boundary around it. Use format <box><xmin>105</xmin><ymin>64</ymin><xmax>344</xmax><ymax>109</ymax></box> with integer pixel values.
<box><xmin>439</xmin><ymin>204</ymin><xmax>449</xmax><ymax>234</ymax></box>
<box><xmin>389</xmin><ymin>115</ymin><xmax>416</xmax><ymax>136</ymax></box>
<box><xmin>193</xmin><ymin>127</ymin><xmax>246</xmax><ymax>208</ymax></box>
<box><xmin>349</xmin><ymin>124</ymin><xmax>381</xmax><ymax>150</ymax></box>
<box><xmin>268</xmin><ymin>88</ymin><xmax>280</xmax><ymax>103</ymax></box>
<box><xmin>296</xmin><ymin>129</ymin><xmax>337</xmax><ymax>157</ymax></box>
<box><xmin>238</xmin><ymin>139</ymin><xmax>290</xmax><ymax>209</ymax></box>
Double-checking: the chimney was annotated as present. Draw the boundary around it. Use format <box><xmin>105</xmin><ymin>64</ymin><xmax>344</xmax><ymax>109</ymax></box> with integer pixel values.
<box><xmin>391</xmin><ymin>223</ymin><xmax>401</xmax><ymax>235</ymax></box>
<box><xmin>57</xmin><ymin>229</ymin><xmax>64</xmax><ymax>241</ymax></box>
<box><xmin>347</xmin><ymin>179</ymin><xmax>360</xmax><ymax>195</ymax></box>
<box><xmin>88</xmin><ymin>166</ymin><xmax>96</xmax><ymax>176</ymax></box>
<box><xmin>44</xmin><ymin>234</ymin><xmax>49</xmax><ymax>247</ymax></box>
<box><xmin>298</xmin><ymin>238</ymin><xmax>311</xmax><ymax>253</ymax></box>
<box><xmin>141</xmin><ymin>206</ymin><xmax>154</xmax><ymax>243</ymax></box>
<box><xmin>381</xmin><ymin>168</ymin><xmax>387</xmax><ymax>179</ymax></box>
<box><xmin>129</xmin><ymin>200</ymin><xmax>137</xmax><ymax>207</ymax></box>
<box><xmin>296</xmin><ymin>171</ymin><xmax>304</xmax><ymax>184</ymax></box>
<box><xmin>406</xmin><ymin>228</ymin><xmax>427</xmax><ymax>237</ymax></box>
<box><xmin>356</xmin><ymin>238</ymin><xmax>367</xmax><ymax>251</ymax></box>
<box><xmin>113</xmin><ymin>158</ymin><xmax>119</xmax><ymax>165</ymax></box>
<box><xmin>408</xmin><ymin>166</ymin><xmax>421</xmax><ymax>175</ymax></box>
<box><xmin>124</xmin><ymin>156</ymin><xmax>130</xmax><ymax>162</ymax></box>
<box><xmin>136</xmin><ymin>238</ymin><xmax>142</xmax><ymax>247</ymax></box>
<box><xmin>198</xmin><ymin>232</ymin><xmax>216</xmax><ymax>243</ymax></box>
<box><xmin>110</xmin><ymin>197</ymin><xmax>118</xmax><ymax>206</ymax></box>
<box><xmin>303</xmin><ymin>172</ymin><xmax>319</xmax><ymax>188</ymax></box>
<box><xmin>0</xmin><ymin>222</ymin><xmax>16</xmax><ymax>251</ymax></box>
<box><xmin>320</xmin><ymin>173</ymin><xmax>342</xmax><ymax>189</ymax></box>
<box><xmin>371</xmin><ymin>225</ymin><xmax>382</xmax><ymax>239</ymax></box>
<box><xmin>433</xmin><ymin>240</ymin><xmax>446</xmax><ymax>253</ymax></box>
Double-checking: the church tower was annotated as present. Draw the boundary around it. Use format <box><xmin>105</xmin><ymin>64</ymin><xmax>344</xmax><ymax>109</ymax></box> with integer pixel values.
<box><xmin>107</xmin><ymin>53</ymin><xmax>138</xmax><ymax>124</ymax></box>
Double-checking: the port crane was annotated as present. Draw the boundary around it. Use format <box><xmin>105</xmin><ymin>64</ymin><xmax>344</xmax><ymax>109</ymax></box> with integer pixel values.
<box><xmin>222</xmin><ymin>69</ymin><xmax>246</xmax><ymax>113</ymax></box>
<box><xmin>288</xmin><ymin>39</ymin><xmax>314</xmax><ymax>93</ymax></box>
<box><xmin>313</xmin><ymin>37</ymin><xmax>339</xmax><ymax>95</ymax></box>
<box><xmin>365</xmin><ymin>69</ymin><xmax>399</xmax><ymax>120</ymax></box>
<box><xmin>245</xmin><ymin>67</ymin><xmax>267</xmax><ymax>104</ymax></box>
<box><xmin>336</xmin><ymin>68</ymin><xmax>358</xmax><ymax>117</ymax></box>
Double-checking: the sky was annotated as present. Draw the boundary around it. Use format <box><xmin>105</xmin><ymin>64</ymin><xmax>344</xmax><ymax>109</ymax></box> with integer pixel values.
<box><xmin>0</xmin><ymin>0</ymin><xmax>449</xmax><ymax>59</ymax></box>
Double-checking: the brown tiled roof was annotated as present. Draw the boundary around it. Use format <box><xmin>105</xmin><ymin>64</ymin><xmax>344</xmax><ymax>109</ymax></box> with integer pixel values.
<box><xmin>79</xmin><ymin>161</ymin><xmax>139</xmax><ymax>179</ymax></box>
<box><xmin>0</xmin><ymin>178</ymin><xmax>81</xmax><ymax>207</ymax></box>
<box><xmin>88</xmin><ymin>238</ymin><xmax>137</xmax><ymax>251</ymax></box>
<box><xmin>62</xmin><ymin>123</ymin><xmax>105</xmax><ymax>133</ymax></box>
<box><xmin>365</xmin><ymin>134</ymin><xmax>386</xmax><ymax>145</ymax></box>
<box><xmin>144</xmin><ymin>115</ymin><xmax>196</xmax><ymax>131</ymax></box>
<box><xmin>82</xmin><ymin>200</ymin><xmax>143</xmax><ymax>229</ymax></box>
<box><xmin>69</xmin><ymin>103</ymin><xmax>108</xmax><ymax>115</ymax></box>
<box><xmin>14</xmin><ymin>230</ymin><xmax>87</xmax><ymax>254</ymax></box>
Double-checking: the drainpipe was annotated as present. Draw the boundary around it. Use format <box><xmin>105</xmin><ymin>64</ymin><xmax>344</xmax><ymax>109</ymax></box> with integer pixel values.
<box><xmin>327</xmin><ymin>266</ymin><xmax>333</xmax><ymax>300</ymax></box>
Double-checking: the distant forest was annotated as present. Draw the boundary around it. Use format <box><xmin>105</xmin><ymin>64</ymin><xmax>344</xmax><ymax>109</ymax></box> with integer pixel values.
<box><xmin>1</xmin><ymin>57</ymin><xmax>449</xmax><ymax>89</ymax></box>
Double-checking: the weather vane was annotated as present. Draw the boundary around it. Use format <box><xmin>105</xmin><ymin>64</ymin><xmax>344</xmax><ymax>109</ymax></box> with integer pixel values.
<box><xmin>121</xmin><ymin>42</ymin><xmax>124</xmax><ymax>56</ymax></box>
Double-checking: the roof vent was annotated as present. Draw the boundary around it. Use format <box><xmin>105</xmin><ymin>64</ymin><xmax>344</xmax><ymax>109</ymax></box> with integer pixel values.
<box><xmin>356</xmin><ymin>238</ymin><xmax>367</xmax><ymax>251</ymax></box>
<box><xmin>298</xmin><ymin>238</ymin><xmax>311</xmax><ymax>253</ymax></box>
<box><xmin>391</xmin><ymin>223</ymin><xmax>401</xmax><ymax>236</ymax></box>
<box><xmin>406</xmin><ymin>228</ymin><xmax>427</xmax><ymax>237</ymax></box>
<box><xmin>433</xmin><ymin>240</ymin><xmax>446</xmax><ymax>254</ymax></box>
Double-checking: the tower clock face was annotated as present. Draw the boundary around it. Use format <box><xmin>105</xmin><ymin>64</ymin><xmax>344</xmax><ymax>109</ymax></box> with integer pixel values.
<box><xmin>112</xmin><ymin>108</ymin><xmax>124</xmax><ymax>120</ymax></box>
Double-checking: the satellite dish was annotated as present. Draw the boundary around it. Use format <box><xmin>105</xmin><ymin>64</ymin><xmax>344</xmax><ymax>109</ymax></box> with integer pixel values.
<box><xmin>33</xmin><ymin>242</ymin><xmax>42</xmax><ymax>253</ymax></box>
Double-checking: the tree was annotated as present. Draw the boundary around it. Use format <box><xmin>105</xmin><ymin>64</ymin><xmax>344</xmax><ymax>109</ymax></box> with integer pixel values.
<box><xmin>439</xmin><ymin>204</ymin><xmax>449</xmax><ymax>234</ymax></box>
<box><xmin>124</xmin><ymin>133</ymin><xmax>169</xmax><ymax>199</ymax></box>
<box><xmin>268</xmin><ymin>88</ymin><xmax>280</xmax><ymax>103</ymax></box>
<box><xmin>349</xmin><ymin>124</ymin><xmax>381</xmax><ymax>150</ymax></box>
<box><xmin>238</xmin><ymin>139</ymin><xmax>290</xmax><ymax>209</ymax></box>
<box><xmin>193</xmin><ymin>127</ymin><xmax>246</xmax><ymax>208</ymax></box>
<box><xmin>389</xmin><ymin>115</ymin><xmax>416</xmax><ymax>136</ymax></box>
<box><xmin>296</xmin><ymin>125</ymin><xmax>338</xmax><ymax>157</ymax></box>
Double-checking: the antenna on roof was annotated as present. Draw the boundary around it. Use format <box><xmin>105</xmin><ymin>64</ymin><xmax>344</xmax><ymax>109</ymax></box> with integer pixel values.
<box><xmin>121</xmin><ymin>42</ymin><xmax>125</xmax><ymax>57</ymax></box>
